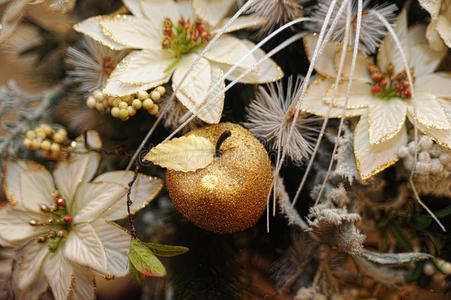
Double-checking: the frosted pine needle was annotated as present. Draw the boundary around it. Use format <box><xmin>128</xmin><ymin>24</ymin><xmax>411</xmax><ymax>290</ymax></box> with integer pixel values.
<box><xmin>66</xmin><ymin>37</ymin><xmax>126</xmax><ymax>95</ymax></box>
<box><xmin>244</xmin><ymin>76</ymin><xmax>320</xmax><ymax>164</ymax></box>
<box><xmin>244</xmin><ymin>0</ymin><xmax>306</xmax><ymax>36</ymax></box>
<box><xmin>309</xmin><ymin>0</ymin><xmax>397</xmax><ymax>54</ymax></box>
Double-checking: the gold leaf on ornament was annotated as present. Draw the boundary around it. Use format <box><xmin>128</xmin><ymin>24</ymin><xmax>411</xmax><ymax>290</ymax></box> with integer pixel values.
<box><xmin>144</xmin><ymin>135</ymin><xmax>215</xmax><ymax>172</ymax></box>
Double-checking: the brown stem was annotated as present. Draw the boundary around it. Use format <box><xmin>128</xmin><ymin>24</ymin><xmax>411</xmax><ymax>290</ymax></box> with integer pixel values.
<box><xmin>127</xmin><ymin>163</ymin><xmax>140</xmax><ymax>239</ymax></box>
<box><xmin>215</xmin><ymin>130</ymin><xmax>231</xmax><ymax>157</ymax></box>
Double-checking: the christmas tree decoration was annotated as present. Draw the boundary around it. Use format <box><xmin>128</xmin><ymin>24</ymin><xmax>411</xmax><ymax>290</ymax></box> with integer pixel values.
<box><xmin>164</xmin><ymin>123</ymin><xmax>273</xmax><ymax>234</ymax></box>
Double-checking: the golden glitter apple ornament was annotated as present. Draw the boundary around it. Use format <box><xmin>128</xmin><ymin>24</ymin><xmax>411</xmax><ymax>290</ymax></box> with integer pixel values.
<box><xmin>145</xmin><ymin>123</ymin><xmax>273</xmax><ymax>234</ymax></box>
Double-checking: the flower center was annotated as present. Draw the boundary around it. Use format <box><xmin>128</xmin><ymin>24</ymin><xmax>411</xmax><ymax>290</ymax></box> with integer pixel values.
<box><xmin>99</xmin><ymin>56</ymin><xmax>115</xmax><ymax>77</ymax></box>
<box><xmin>28</xmin><ymin>190</ymin><xmax>73</xmax><ymax>252</ymax></box>
<box><xmin>368</xmin><ymin>62</ymin><xmax>415</xmax><ymax>100</ymax></box>
<box><xmin>161</xmin><ymin>16</ymin><xmax>211</xmax><ymax>57</ymax></box>
<box><xmin>286</xmin><ymin>105</ymin><xmax>306</xmax><ymax>124</ymax></box>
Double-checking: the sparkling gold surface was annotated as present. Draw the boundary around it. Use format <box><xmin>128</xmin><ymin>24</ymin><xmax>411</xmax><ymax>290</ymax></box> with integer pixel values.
<box><xmin>166</xmin><ymin>123</ymin><xmax>272</xmax><ymax>234</ymax></box>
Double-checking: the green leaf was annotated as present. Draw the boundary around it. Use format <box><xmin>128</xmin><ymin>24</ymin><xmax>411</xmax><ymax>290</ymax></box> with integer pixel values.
<box><xmin>144</xmin><ymin>242</ymin><xmax>189</xmax><ymax>257</ymax></box>
<box><xmin>129</xmin><ymin>239</ymin><xmax>167</xmax><ymax>278</ymax></box>
<box><xmin>129</xmin><ymin>261</ymin><xmax>144</xmax><ymax>285</ymax></box>
<box><xmin>378</xmin><ymin>229</ymin><xmax>389</xmax><ymax>252</ymax></box>
<box><xmin>388</xmin><ymin>223</ymin><xmax>413</xmax><ymax>252</ymax></box>
<box><xmin>405</xmin><ymin>261</ymin><xmax>424</xmax><ymax>283</ymax></box>
<box><xmin>361</xmin><ymin>250</ymin><xmax>432</xmax><ymax>265</ymax></box>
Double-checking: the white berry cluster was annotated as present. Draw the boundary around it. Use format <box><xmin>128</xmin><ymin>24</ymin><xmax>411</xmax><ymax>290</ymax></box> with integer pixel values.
<box><xmin>85</xmin><ymin>86</ymin><xmax>166</xmax><ymax>121</ymax></box>
<box><xmin>23</xmin><ymin>124</ymin><xmax>68</xmax><ymax>159</ymax></box>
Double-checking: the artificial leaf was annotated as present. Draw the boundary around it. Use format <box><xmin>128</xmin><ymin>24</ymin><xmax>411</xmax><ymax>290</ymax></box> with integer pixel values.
<box><xmin>388</xmin><ymin>222</ymin><xmax>413</xmax><ymax>252</ymax></box>
<box><xmin>129</xmin><ymin>262</ymin><xmax>144</xmax><ymax>285</ymax></box>
<box><xmin>144</xmin><ymin>242</ymin><xmax>189</xmax><ymax>257</ymax></box>
<box><xmin>361</xmin><ymin>249</ymin><xmax>432</xmax><ymax>265</ymax></box>
<box><xmin>144</xmin><ymin>135</ymin><xmax>215</xmax><ymax>172</ymax></box>
<box><xmin>405</xmin><ymin>261</ymin><xmax>425</xmax><ymax>283</ymax></box>
<box><xmin>129</xmin><ymin>239</ymin><xmax>167</xmax><ymax>277</ymax></box>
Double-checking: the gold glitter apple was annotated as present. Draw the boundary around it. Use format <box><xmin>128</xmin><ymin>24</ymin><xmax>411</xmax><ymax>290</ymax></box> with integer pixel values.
<box><xmin>166</xmin><ymin>122</ymin><xmax>273</xmax><ymax>234</ymax></box>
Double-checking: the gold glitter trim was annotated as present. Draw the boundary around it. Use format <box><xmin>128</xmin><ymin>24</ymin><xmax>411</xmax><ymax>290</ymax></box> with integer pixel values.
<box><xmin>303</xmin><ymin>33</ymin><xmax>339</xmax><ymax>80</ymax></box>
<box><xmin>353</xmin><ymin>116</ymin><xmax>401</xmax><ymax>181</ymax></box>
<box><xmin>407</xmin><ymin>114</ymin><xmax>451</xmax><ymax>150</ymax></box>
<box><xmin>73</xmin><ymin>16</ymin><xmax>126</xmax><ymax>51</ymax></box>
<box><xmin>368</xmin><ymin>101</ymin><xmax>407</xmax><ymax>145</ymax></box>
<box><xmin>99</xmin><ymin>15</ymin><xmax>138</xmax><ymax>48</ymax></box>
<box><xmin>323</xmin><ymin>83</ymin><xmax>372</xmax><ymax>109</ymax></box>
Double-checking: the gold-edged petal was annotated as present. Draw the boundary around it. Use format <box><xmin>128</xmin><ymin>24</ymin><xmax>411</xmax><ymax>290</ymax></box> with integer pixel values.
<box><xmin>333</xmin><ymin>49</ymin><xmax>372</xmax><ymax>83</ymax></box>
<box><xmin>204</xmin><ymin>34</ymin><xmax>257</xmax><ymax>73</ymax></box>
<box><xmin>221</xmin><ymin>39</ymin><xmax>283</xmax><ymax>84</ymax></box>
<box><xmin>103</xmin><ymin>54</ymin><xmax>170</xmax><ymax>96</ymax></box>
<box><xmin>212</xmin><ymin>15</ymin><xmax>267</xmax><ymax>34</ymax></box>
<box><xmin>72</xmin><ymin>182</ymin><xmax>127</xmax><ymax>224</ymax></box>
<box><xmin>100</xmin><ymin>15</ymin><xmax>162</xmax><ymax>50</ymax></box>
<box><xmin>377</xmin><ymin>7</ymin><xmax>409</xmax><ymax>74</ymax></box>
<box><xmin>53</xmin><ymin>152</ymin><xmax>100</xmax><ymax>204</ymax></box>
<box><xmin>300</xmin><ymin>77</ymin><xmax>365</xmax><ymax>118</ymax></box>
<box><xmin>123</xmin><ymin>0</ymin><xmax>144</xmax><ymax>17</ymax></box>
<box><xmin>354</xmin><ymin>114</ymin><xmax>407</xmax><ymax>181</ymax></box>
<box><xmin>20</xmin><ymin>168</ymin><xmax>54</xmax><ymax>213</ymax></box>
<box><xmin>436</xmin><ymin>13</ymin><xmax>451</xmax><ymax>48</ymax></box>
<box><xmin>408</xmin><ymin>92</ymin><xmax>450</xmax><ymax>129</ymax></box>
<box><xmin>73</xmin><ymin>16</ymin><xmax>126</xmax><ymax>50</ymax></box>
<box><xmin>71</xmin><ymin>264</ymin><xmax>96</xmax><ymax>300</ymax></box>
<box><xmin>93</xmin><ymin>171</ymin><xmax>163</xmax><ymax>221</ymax></box>
<box><xmin>15</xmin><ymin>241</ymin><xmax>49</xmax><ymax>292</ymax></box>
<box><xmin>303</xmin><ymin>34</ymin><xmax>339</xmax><ymax>78</ymax></box>
<box><xmin>408</xmin><ymin>114</ymin><xmax>451</xmax><ymax>150</ymax></box>
<box><xmin>172</xmin><ymin>54</ymin><xmax>212</xmax><ymax>114</ymax></box>
<box><xmin>192</xmin><ymin>0</ymin><xmax>234</xmax><ymax>27</ymax></box>
<box><xmin>119</xmin><ymin>49</ymin><xmax>176</xmax><ymax>84</ymax></box>
<box><xmin>367</xmin><ymin>98</ymin><xmax>407</xmax><ymax>145</ymax></box>
<box><xmin>3</xmin><ymin>159</ymin><xmax>47</xmax><ymax>207</ymax></box>
<box><xmin>64</xmin><ymin>223</ymin><xmax>108</xmax><ymax>274</ymax></box>
<box><xmin>415</xmin><ymin>72</ymin><xmax>451</xmax><ymax>99</ymax></box>
<box><xmin>44</xmin><ymin>250</ymin><xmax>74</xmax><ymax>300</ymax></box>
<box><xmin>140</xmin><ymin>0</ymin><xmax>180</xmax><ymax>26</ymax></box>
<box><xmin>323</xmin><ymin>81</ymin><xmax>372</xmax><ymax>109</ymax></box>
<box><xmin>91</xmin><ymin>219</ymin><xmax>130</xmax><ymax>277</ymax></box>
<box><xmin>0</xmin><ymin>206</ymin><xmax>47</xmax><ymax>246</ymax></box>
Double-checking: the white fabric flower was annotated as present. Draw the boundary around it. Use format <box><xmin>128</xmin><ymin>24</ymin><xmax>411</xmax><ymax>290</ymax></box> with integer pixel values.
<box><xmin>74</xmin><ymin>0</ymin><xmax>280</xmax><ymax>124</ymax></box>
<box><xmin>0</xmin><ymin>131</ymin><xmax>163</xmax><ymax>300</ymax></box>
<box><xmin>301</xmin><ymin>9</ymin><xmax>451</xmax><ymax>180</ymax></box>
<box><xmin>418</xmin><ymin>0</ymin><xmax>451</xmax><ymax>51</ymax></box>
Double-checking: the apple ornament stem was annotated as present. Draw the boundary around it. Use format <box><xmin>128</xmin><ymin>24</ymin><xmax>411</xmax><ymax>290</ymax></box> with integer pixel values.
<box><xmin>145</xmin><ymin>123</ymin><xmax>273</xmax><ymax>234</ymax></box>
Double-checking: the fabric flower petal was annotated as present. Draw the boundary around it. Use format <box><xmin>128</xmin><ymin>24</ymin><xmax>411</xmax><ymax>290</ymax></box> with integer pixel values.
<box><xmin>301</xmin><ymin>77</ymin><xmax>365</xmax><ymax>118</ymax></box>
<box><xmin>53</xmin><ymin>152</ymin><xmax>100</xmax><ymax>204</ymax></box>
<box><xmin>44</xmin><ymin>250</ymin><xmax>74</xmax><ymax>300</ymax></box>
<box><xmin>333</xmin><ymin>49</ymin><xmax>372</xmax><ymax>83</ymax></box>
<box><xmin>436</xmin><ymin>14</ymin><xmax>451</xmax><ymax>48</ymax></box>
<box><xmin>415</xmin><ymin>72</ymin><xmax>451</xmax><ymax>99</ymax></box>
<box><xmin>64</xmin><ymin>223</ymin><xmax>108</xmax><ymax>274</ymax></box>
<box><xmin>72</xmin><ymin>182</ymin><xmax>127</xmax><ymax>223</ymax></box>
<box><xmin>368</xmin><ymin>98</ymin><xmax>407</xmax><ymax>145</ymax></box>
<box><xmin>12</xmin><ymin>265</ymin><xmax>49</xmax><ymax>300</ymax></box>
<box><xmin>212</xmin><ymin>15</ymin><xmax>267</xmax><ymax>34</ymax></box>
<box><xmin>3</xmin><ymin>159</ymin><xmax>47</xmax><ymax>208</ymax></box>
<box><xmin>172</xmin><ymin>54</ymin><xmax>211</xmax><ymax>114</ymax></box>
<box><xmin>93</xmin><ymin>171</ymin><xmax>163</xmax><ymax>221</ymax></box>
<box><xmin>100</xmin><ymin>15</ymin><xmax>162</xmax><ymax>50</ymax></box>
<box><xmin>323</xmin><ymin>81</ymin><xmax>373</xmax><ymax>109</ymax></box>
<box><xmin>20</xmin><ymin>168</ymin><xmax>54</xmax><ymax>213</ymax></box>
<box><xmin>303</xmin><ymin>34</ymin><xmax>339</xmax><ymax>78</ymax></box>
<box><xmin>119</xmin><ymin>49</ymin><xmax>176</xmax><ymax>85</ymax></box>
<box><xmin>0</xmin><ymin>206</ymin><xmax>47</xmax><ymax>246</ymax></box>
<box><xmin>92</xmin><ymin>219</ymin><xmax>131</xmax><ymax>276</ymax></box>
<box><xmin>122</xmin><ymin>0</ymin><xmax>144</xmax><ymax>17</ymax></box>
<box><xmin>354</xmin><ymin>114</ymin><xmax>407</xmax><ymax>180</ymax></box>
<box><xmin>408</xmin><ymin>92</ymin><xmax>450</xmax><ymax>129</ymax></box>
<box><xmin>15</xmin><ymin>241</ymin><xmax>49</xmax><ymax>292</ymax></box>
<box><xmin>408</xmin><ymin>114</ymin><xmax>451</xmax><ymax>150</ymax></box>
<box><xmin>377</xmin><ymin>7</ymin><xmax>409</xmax><ymax>74</ymax></box>
<box><xmin>221</xmin><ymin>39</ymin><xmax>283</xmax><ymax>84</ymax></box>
<box><xmin>140</xmin><ymin>0</ymin><xmax>180</xmax><ymax>26</ymax></box>
<box><xmin>204</xmin><ymin>34</ymin><xmax>257</xmax><ymax>73</ymax></box>
<box><xmin>71</xmin><ymin>264</ymin><xmax>96</xmax><ymax>300</ymax></box>
<box><xmin>73</xmin><ymin>16</ymin><xmax>126</xmax><ymax>50</ymax></box>
<box><xmin>192</xmin><ymin>0</ymin><xmax>234</xmax><ymax>27</ymax></box>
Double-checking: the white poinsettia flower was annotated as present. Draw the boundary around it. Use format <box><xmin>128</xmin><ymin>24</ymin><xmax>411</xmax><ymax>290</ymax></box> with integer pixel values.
<box><xmin>301</xmin><ymin>8</ymin><xmax>451</xmax><ymax>180</ymax></box>
<box><xmin>418</xmin><ymin>0</ymin><xmax>451</xmax><ymax>51</ymax></box>
<box><xmin>73</xmin><ymin>0</ymin><xmax>280</xmax><ymax>124</ymax></box>
<box><xmin>0</xmin><ymin>131</ymin><xmax>163</xmax><ymax>300</ymax></box>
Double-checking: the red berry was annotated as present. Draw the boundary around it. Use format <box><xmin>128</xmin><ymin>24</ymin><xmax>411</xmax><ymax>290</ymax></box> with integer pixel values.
<box><xmin>404</xmin><ymin>91</ymin><xmax>412</xmax><ymax>98</ymax></box>
<box><xmin>63</xmin><ymin>215</ymin><xmax>73</xmax><ymax>224</ymax></box>
<box><xmin>402</xmin><ymin>81</ymin><xmax>409</xmax><ymax>89</ymax></box>
<box><xmin>371</xmin><ymin>85</ymin><xmax>381</xmax><ymax>94</ymax></box>
<box><xmin>379</xmin><ymin>81</ymin><xmax>387</xmax><ymax>88</ymax></box>
<box><xmin>57</xmin><ymin>198</ymin><xmax>66</xmax><ymax>207</ymax></box>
